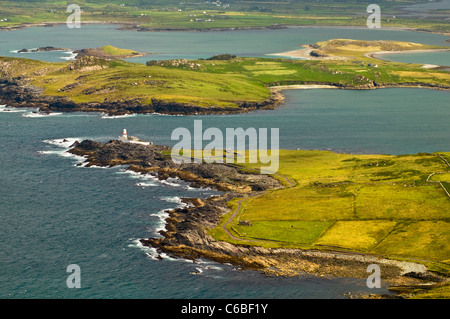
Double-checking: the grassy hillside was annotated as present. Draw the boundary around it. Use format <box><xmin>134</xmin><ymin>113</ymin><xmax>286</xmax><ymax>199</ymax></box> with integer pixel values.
<box><xmin>0</xmin><ymin>55</ymin><xmax>271</xmax><ymax>108</ymax></box>
<box><xmin>1</xmin><ymin>40</ymin><xmax>448</xmax><ymax>112</ymax></box>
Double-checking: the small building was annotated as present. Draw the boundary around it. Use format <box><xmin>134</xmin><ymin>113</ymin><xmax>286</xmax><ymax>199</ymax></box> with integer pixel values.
<box><xmin>238</xmin><ymin>220</ymin><xmax>253</xmax><ymax>226</ymax></box>
<box><xmin>118</xmin><ymin>128</ymin><xmax>153</xmax><ymax>145</ymax></box>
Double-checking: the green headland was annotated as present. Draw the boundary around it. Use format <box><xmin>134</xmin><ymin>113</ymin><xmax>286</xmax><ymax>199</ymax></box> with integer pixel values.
<box><xmin>0</xmin><ymin>39</ymin><xmax>449</xmax><ymax>115</ymax></box>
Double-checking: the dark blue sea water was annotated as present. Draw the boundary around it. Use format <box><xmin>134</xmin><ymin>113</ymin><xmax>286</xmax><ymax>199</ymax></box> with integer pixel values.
<box><xmin>0</xmin><ymin>107</ymin><xmax>389</xmax><ymax>299</ymax></box>
<box><xmin>2</xmin><ymin>86</ymin><xmax>449</xmax><ymax>299</ymax></box>
<box><xmin>1</xmin><ymin>25</ymin><xmax>449</xmax><ymax>299</ymax></box>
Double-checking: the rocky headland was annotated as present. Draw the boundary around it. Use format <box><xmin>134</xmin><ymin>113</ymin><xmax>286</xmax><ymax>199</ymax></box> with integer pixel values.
<box><xmin>0</xmin><ymin>75</ymin><xmax>285</xmax><ymax>116</ymax></box>
<box><xmin>2</xmin><ymin>72</ymin><xmax>448</xmax><ymax>117</ymax></box>
<box><xmin>67</xmin><ymin>139</ymin><xmax>448</xmax><ymax>298</ymax></box>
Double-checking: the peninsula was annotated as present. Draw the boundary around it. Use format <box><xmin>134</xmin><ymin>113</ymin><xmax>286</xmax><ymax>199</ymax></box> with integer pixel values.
<box><xmin>0</xmin><ymin>40</ymin><xmax>449</xmax><ymax>116</ymax></box>
<box><xmin>68</xmin><ymin>139</ymin><xmax>450</xmax><ymax>299</ymax></box>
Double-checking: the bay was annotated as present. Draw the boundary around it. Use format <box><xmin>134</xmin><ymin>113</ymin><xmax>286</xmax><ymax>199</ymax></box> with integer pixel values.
<box><xmin>1</xmin><ymin>24</ymin><xmax>448</xmax><ymax>63</ymax></box>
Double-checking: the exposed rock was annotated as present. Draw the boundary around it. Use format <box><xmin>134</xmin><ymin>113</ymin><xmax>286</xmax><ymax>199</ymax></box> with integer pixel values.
<box><xmin>69</xmin><ymin>139</ymin><xmax>281</xmax><ymax>193</ymax></box>
<box><xmin>17</xmin><ymin>46</ymin><xmax>69</xmax><ymax>53</ymax></box>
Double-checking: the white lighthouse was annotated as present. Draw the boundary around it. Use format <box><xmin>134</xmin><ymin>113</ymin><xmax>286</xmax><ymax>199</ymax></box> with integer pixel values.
<box><xmin>118</xmin><ymin>128</ymin><xmax>153</xmax><ymax>145</ymax></box>
<box><xmin>119</xmin><ymin>128</ymin><xmax>129</xmax><ymax>142</ymax></box>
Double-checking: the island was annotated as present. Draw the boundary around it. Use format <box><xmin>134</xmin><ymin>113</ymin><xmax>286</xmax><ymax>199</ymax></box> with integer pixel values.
<box><xmin>0</xmin><ymin>40</ymin><xmax>449</xmax><ymax>116</ymax></box>
<box><xmin>73</xmin><ymin>45</ymin><xmax>147</xmax><ymax>60</ymax></box>
<box><xmin>68</xmin><ymin>139</ymin><xmax>450</xmax><ymax>299</ymax></box>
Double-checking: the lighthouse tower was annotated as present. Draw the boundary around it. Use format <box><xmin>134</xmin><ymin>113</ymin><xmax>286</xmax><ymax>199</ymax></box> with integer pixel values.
<box><xmin>122</xmin><ymin>128</ymin><xmax>128</xmax><ymax>139</ymax></box>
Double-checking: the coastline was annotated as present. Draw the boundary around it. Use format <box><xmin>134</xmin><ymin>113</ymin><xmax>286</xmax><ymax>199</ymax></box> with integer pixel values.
<box><xmin>0</xmin><ymin>78</ymin><xmax>285</xmax><ymax>116</ymax></box>
<box><xmin>269</xmin><ymin>84</ymin><xmax>338</xmax><ymax>91</ymax></box>
<box><xmin>267</xmin><ymin>47</ymin><xmax>312</xmax><ymax>60</ymax></box>
<box><xmin>144</xmin><ymin>185</ymin><xmax>447</xmax><ymax>298</ymax></box>
<box><xmin>0</xmin><ymin>20</ymin><xmax>448</xmax><ymax>36</ymax></box>
<box><xmin>0</xmin><ymin>20</ymin><xmax>125</xmax><ymax>31</ymax></box>
<box><xmin>271</xmin><ymin>46</ymin><xmax>450</xmax><ymax>62</ymax></box>
<box><xmin>366</xmin><ymin>48</ymin><xmax>450</xmax><ymax>71</ymax></box>
<box><xmin>2</xmin><ymin>18</ymin><xmax>449</xmax><ymax>299</ymax></box>
<box><xmin>68</xmin><ymin>139</ymin><xmax>449</xmax><ymax>299</ymax></box>
<box><xmin>364</xmin><ymin>48</ymin><xmax>450</xmax><ymax>63</ymax></box>
<box><xmin>268</xmin><ymin>45</ymin><xmax>344</xmax><ymax>61</ymax></box>
<box><xmin>1</xmin><ymin>78</ymin><xmax>448</xmax><ymax>117</ymax></box>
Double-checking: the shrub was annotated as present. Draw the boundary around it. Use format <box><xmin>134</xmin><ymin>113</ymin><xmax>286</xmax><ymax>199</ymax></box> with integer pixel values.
<box><xmin>146</xmin><ymin>60</ymin><xmax>159</xmax><ymax>66</ymax></box>
<box><xmin>206</xmin><ymin>54</ymin><xmax>236</xmax><ymax>61</ymax></box>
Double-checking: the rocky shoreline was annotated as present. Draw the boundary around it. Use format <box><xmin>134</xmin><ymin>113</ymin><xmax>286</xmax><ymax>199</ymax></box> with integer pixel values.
<box><xmin>73</xmin><ymin>47</ymin><xmax>147</xmax><ymax>60</ymax></box>
<box><xmin>1</xmin><ymin>75</ymin><xmax>448</xmax><ymax>117</ymax></box>
<box><xmin>0</xmin><ymin>76</ymin><xmax>285</xmax><ymax>116</ymax></box>
<box><xmin>68</xmin><ymin>139</ymin><xmax>448</xmax><ymax>299</ymax></box>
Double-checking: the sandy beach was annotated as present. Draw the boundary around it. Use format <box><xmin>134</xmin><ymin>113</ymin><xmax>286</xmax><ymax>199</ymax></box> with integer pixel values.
<box><xmin>364</xmin><ymin>48</ymin><xmax>450</xmax><ymax>60</ymax></box>
<box><xmin>270</xmin><ymin>46</ymin><xmax>450</xmax><ymax>68</ymax></box>
<box><xmin>268</xmin><ymin>45</ymin><xmax>344</xmax><ymax>60</ymax></box>
<box><xmin>270</xmin><ymin>84</ymin><xmax>338</xmax><ymax>90</ymax></box>
<box><xmin>268</xmin><ymin>47</ymin><xmax>313</xmax><ymax>60</ymax></box>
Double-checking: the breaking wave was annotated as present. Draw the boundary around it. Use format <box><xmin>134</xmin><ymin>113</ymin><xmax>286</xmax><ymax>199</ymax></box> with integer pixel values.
<box><xmin>22</xmin><ymin>112</ymin><xmax>62</xmax><ymax>118</ymax></box>
<box><xmin>100</xmin><ymin>113</ymin><xmax>137</xmax><ymax>119</ymax></box>
<box><xmin>39</xmin><ymin>138</ymin><xmax>86</xmax><ymax>164</ymax></box>
<box><xmin>0</xmin><ymin>104</ymin><xmax>27</xmax><ymax>113</ymax></box>
<box><xmin>60</xmin><ymin>51</ymin><xmax>78</xmax><ymax>61</ymax></box>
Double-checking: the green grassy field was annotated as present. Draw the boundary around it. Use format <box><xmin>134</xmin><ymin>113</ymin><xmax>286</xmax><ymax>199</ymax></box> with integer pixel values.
<box><xmin>210</xmin><ymin>150</ymin><xmax>450</xmax><ymax>277</ymax></box>
<box><xmin>0</xmin><ymin>0</ymin><xmax>449</xmax><ymax>33</ymax></box>
<box><xmin>0</xmin><ymin>55</ymin><xmax>271</xmax><ymax>107</ymax></box>
<box><xmin>100</xmin><ymin>45</ymin><xmax>139</xmax><ymax>57</ymax></box>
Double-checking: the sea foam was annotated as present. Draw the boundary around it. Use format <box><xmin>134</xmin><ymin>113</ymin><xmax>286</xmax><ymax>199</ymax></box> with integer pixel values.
<box><xmin>0</xmin><ymin>104</ymin><xmax>27</xmax><ymax>113</ymax></box>
<box><xmin>149</xmin><ymin>209</ymin><xmax>171</xmax><ymax>235</ymax></box>
<box><xmin>60</xmin><ymin>51</ymin><xmax>78</xmax><ymax>61</ymax></box>
<box><xmin>100</xmin><ymin>113</ymin><xmax>137</xmax><ymax>119</ymax></box>
<box><xmin>22</xmin><ymin>112</ymin><xmax>62</xmax><ymax>118</ymax></box>
<box><xmin>0</xmin><ymin>108</ymin><xmax>27</xmax><ymax>113</ymax></box>
<box><xmin>159</xmin><ymin>196</ymin><xmax>184</xmax><ymax>205</ymax></box>
<box><xmin>40</xmin><ymin>138</ymin><xmax>86</xmax><ymax>164</ymax></box>
<box><xmin>128</xmin><ymin>238</ymin><xmax>174</xmax><ymax>261</ymax></box>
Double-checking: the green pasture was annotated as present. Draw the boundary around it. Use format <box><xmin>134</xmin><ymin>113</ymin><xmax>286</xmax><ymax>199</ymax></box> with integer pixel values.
<box><xmin>210</xmin><ymin>150</ymin><xmax>450</xmax><ymax>274</ymax></box>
